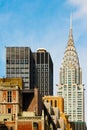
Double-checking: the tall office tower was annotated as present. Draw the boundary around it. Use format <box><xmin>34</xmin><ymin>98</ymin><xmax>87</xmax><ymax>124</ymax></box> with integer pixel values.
<box><xmin>57</xmin><ymin>22</ymin><xmax>85</xmax><ymax>122</ymax></box>
<box><xmin>33</xmin><ymin>48</ymin><xmax>53</xmax><ymax>97</ymax></box>
<box><xmin>6</xmin><ymin>47</ymin><xmax>35</xmax><ymax>90</ymax></box>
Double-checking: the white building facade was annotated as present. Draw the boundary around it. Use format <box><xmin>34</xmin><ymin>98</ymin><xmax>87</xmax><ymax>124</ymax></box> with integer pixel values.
<box><xmin>57</xmin><ymin>23</ymin><xmax>85</xmax><ymax>122</ymax></box>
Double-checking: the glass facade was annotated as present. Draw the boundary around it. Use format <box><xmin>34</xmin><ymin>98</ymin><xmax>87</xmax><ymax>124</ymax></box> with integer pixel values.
<box><xmin>6</xmin><ymin>47</ymin><xmax>53</xmax><ymax>97</ymax></box>
<box><xmin>6</xmin><ymin>47</ymin><xmax>35</xmax><ymax>90</ymax></box>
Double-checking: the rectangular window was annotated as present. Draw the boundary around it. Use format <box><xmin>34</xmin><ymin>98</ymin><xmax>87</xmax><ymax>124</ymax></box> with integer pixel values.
<box><xmin>11</xmin><ymin>60</ymin><xmax>15</xmax><ymax>64</ymax></box>
<box><xmin>7</xmin><ymin>91</ymin><xmax>12</xmax><ymax>102</ymax></box>
<box><xmin>37</xmin><ymin>53</ymin><xmax>40</xmax><ymax>64</ymax></box>
<box><xmin>16</xmin><ymin>59</ymin><xmax>19</xmax><ymax>64</ymax></box>
<box><xmin>33</xmin><ymin>122</ymin><xmax>38</xmax><ymax>130</ymax></box>
<box><xmin>8</xmin><ymin>108</ymin><xmax>11</xmax><ymax>113</ymax></box>
<box><xmin>25</xmin><ymin>59</ymin><xmax>28</xmax><ymax>64</ymax></box>
<box><xmin>41</xmin><ymin>53</ymin><xmax>44</xmax><ymax>64</ymax></box>
<box><xmin>45</xmin><ymin>53</ymin><xmax>48</xmax><ymax>64</ymax></box>
<box><xmin>6</xmin><ymin>59</ymin><xmax>10</xmax><ymax>64</ymax></box>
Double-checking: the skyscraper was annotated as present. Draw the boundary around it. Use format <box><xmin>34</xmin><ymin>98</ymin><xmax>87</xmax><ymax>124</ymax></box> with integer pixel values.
<box><xmin>57</xmin><ymin>21</ymin><xmax>85</xmax><ymax>122</ymax></box>
<box><xmin>33</xmin><ymin>48</ymin><xmax>53</xmax><ymax>97</ymax></box>
<box><xmin>6</xmin><ymin>47</ymin><xmax>35</xmax><ymax>90</ymax></box>
<box><xmin>6</xmin><ymin>47</ymin><xmax>53</xmax><ymax>97</ymax></box>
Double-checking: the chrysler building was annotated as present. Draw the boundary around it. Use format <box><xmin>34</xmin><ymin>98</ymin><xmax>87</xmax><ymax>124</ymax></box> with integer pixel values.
<box><xmin>57</xmin><ymin>18</ymin><xmax>85</xmax><ymax>122</ymax></box>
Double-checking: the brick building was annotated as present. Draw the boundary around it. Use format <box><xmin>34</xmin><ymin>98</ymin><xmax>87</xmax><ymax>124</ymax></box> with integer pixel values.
<box><xmin>0</xmin><ymin>77</ymin><xmax>44</xmax><ymax>130</ymax></box>
<box><xmin>18</xmin><ymin>111</ymin><xmax>44</xmax><ymax>130</ymax></box>
<box><xmin>0</xmin><ymin>78</ymin><xmax>23</xmax><ymax>130</ymax></box>
<box><xmin>0</xmin><ymin>78</ymin><xmax>22</xmax><ymax>120</ymax></box>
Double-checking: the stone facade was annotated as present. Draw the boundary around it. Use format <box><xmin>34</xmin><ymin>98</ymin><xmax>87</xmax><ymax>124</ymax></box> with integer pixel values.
<box><xmin>43</xmin><ymin>96</ymin><xmax>72</xmax><ymax>130</ymax></box>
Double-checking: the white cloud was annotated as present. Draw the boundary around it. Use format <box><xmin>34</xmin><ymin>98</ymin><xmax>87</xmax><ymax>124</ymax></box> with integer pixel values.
<box><xmin>69</xmin><ymin>0</ymin><xmax>87</xmax><ymax>5</ymax></box>
<box><xmin>68</xmin><ymin>0</ymin><xmax>87</xmax><ymax>19</ymax></box>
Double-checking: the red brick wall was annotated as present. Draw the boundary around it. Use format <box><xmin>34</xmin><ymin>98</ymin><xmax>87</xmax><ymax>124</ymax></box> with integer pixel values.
<box><xmin>27</xmin><ymin>88</ymin><xmax>39</xmax><ymax>115</ymax></box>
<box><xmin>38</xmin><ymin>121</ymin><xmax>42</xmax><ymax>130</ymax></box>
<box><xmin>18</xmin><ymin>122</ymin><xmax>32</xmax><ymax>130</ymax></box>
<box><xmin>18</xmin><ymin>121</ymin><xmax>43</xmax><ymax>130</ymax></box>
<box><xmin>3</xmin><ymin>91</ymin><xmax>6</xmax><ymax>101</ymax></box>
<box><xmin>12</xmin><ymin>91</ymin><xmax>16</xmax><ymax>101</ymax></box>
<box><xmin>1</xmin><ymin>90</ymin><xmax>19</xmax><ymax>114</ymax></box>
<box><xmin>2</xmin><ymin>120</ymin><xmax>43</xmax><ymax>130</ymax></box>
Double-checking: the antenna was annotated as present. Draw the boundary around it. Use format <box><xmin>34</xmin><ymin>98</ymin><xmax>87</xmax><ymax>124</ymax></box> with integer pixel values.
<box><xmin>70</xmin><ymin>13</ymin><xmax>72</xmax><ymax>29</ymax></box>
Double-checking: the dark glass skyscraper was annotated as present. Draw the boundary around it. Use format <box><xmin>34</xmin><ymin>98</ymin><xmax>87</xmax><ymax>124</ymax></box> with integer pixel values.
<box><xmin>33</xmin><ymin>48</ymin><xmax>53</xmax><ymax>97</ymax></box>
<box><xmin>6</xmin><ymin>47</ymin><xmax>35</xmax><ymax>90</ymax></box>
<box><xmin>6</xmin><ymin>47</ymin><xmax>53</xmax><ymax>97</ymax></box>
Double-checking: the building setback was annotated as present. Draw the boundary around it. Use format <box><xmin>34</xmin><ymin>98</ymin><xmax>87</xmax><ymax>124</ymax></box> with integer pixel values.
<box><xmin>33</xmin><ymin>48</ymin><xmax>53</xmax><ymax>97</ymax></box>
<box><xmin>57</xmin><ymin>22</ymin><xmax>85</xmax><ymax>122</ymax></box>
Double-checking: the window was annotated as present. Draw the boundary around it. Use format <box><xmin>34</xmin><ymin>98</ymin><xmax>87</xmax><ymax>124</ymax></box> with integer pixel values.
<box><xmin>8</xmin><ymin>108</ymin><xmax>11</xmax><ymax>113</ymax></box>
<box><xmin>41</xmin><ymin>53</ymin><xmax>44</xmax><ymax>64</ymax></box>
<box><xmin>37</xmin><ymin>53</ymin><xmax>40</xmax><ymax>64</ymax></box>
<box><xmin>51</xmin><ymin>100</ymin><xmax>53</xmax><ymax>106</ymax></box>
<box><xmin>11</xmin><ymin>60</ymin><xmax>15</xmax><ymax>64</ymax></box>
<box><xmin>55</xmin><ymin>100</ymin><xmax>57</xmax><ymax>107</ymax></box>
<box><xmin>45</xmin><ymin>53</ymin><xmax>48</xmax><ymax>63</ymax></box>
<box><xmin>33</xmin><ymin>122</ymin><xmax>38</xmax><ymax>130</ymax></box>
<box><xmin>25</xmin><ymin>59</ymin><xmax>28</xmax><ymax>64</ymax></box>
<box><xmin>7</xmin><ymin>91</ymin><xmax>12</xmax><ymax>102</ymax></box>
<box><xmin>20</xmin><ymin>59</ymin><xmax>24</xmax><ymax>64</ymax></box>
<box><xmin>10</xmin><ymin>127</ymin><xmax>13</xmax><ymax>130</ymax></box>
<box><xmin>6</xmin><ymin>59</ymin><xmax>10</xmax><ymax>64</ymax></box>
<box><xmin>16</xmin><ymin>59</ymin><xmax>19</xmax><ymax>64</ymax></box>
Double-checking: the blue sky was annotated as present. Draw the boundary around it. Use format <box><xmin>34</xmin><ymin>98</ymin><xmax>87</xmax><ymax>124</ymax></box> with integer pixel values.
<box><xmin>0</xmin><ymin>0</ymin><xmax>87</xmax><ymax>123</ymax></box>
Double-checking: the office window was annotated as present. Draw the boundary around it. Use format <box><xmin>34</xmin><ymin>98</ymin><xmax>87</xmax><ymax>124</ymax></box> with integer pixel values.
<box><xmin>6</xmin><ymin>59</ymin><xmax>10</xmax><ymax>64</ymax></box>
<box><xmin>37</xmin><ymin>53</ymin><xmax>40</xmax><ymax>64</ymax></box>
<box><xmin>41</xmin><ymin>53</ymin><xmax>44</xmax><ymax>64</ymax></box>
<box><xmin>25</xmin><ymin>59</ymin><xmax>28</xmax><ymax>64</ymax></box>
<box><xmin>45</xmin><ymin>53</ymin><xmax>48</xmax><ymax>63</ymax></box>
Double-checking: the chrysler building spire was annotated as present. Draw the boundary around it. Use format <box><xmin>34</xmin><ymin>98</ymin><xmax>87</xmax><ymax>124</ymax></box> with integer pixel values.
<box><xmin>69</xmin><ymin>14</ymin><xmax>73</xmax><ymax>38</ymax></box>
<box><xmin>68</xmin><ymin>14</ymin><xmax>74</xmax><ymax>46</ymax></box>
<box><xmin>70</xmin><ymin>13</ymin><xmax>72</xmax><ymax>30</ymax></box>
<box><xmin>62</xmin><ymin>15</ymin><xmax>80</xmax><ymax>68</ymax></box>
